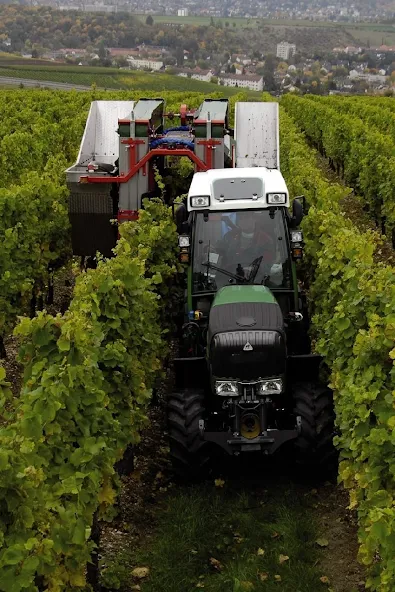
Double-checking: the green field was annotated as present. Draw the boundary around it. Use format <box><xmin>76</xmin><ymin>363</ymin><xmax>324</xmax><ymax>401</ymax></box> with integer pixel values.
<box><xmin>135</xmin><ymin>14</ymin><xmax>395</xmax><ymax>46</ymax></box>
<box><xmin>345</xmin><ymin>26</ymin><xmax>395</xmax><ymax>46</ymax></box>
<box><xmin>136</xmin><ymin>14</ymin><xmax>260</xmax><ymax>27</ymax></box>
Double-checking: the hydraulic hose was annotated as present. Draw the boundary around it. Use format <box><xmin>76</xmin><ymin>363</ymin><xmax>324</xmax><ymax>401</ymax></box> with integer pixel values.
<box><xmin>163</xmin><ymin>126</ymin><xmax>190</xmax><ymax>134</ymax></box>
<box><xmin>150</xmin><ymin>137</ymin><xmax>195</xmax><ymax>150</ymax></box>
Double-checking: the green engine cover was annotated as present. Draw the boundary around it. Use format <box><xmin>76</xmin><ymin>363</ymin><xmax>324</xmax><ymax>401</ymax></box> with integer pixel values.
<box><xmin>212</xmin><ymin>285</ymin><xmax>277</xmax><ymax>307</ymax></box>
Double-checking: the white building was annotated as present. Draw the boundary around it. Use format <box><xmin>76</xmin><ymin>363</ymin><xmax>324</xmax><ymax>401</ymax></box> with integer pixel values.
<box><xmin>83</xmin><ymin>4</ymin><xmax>118</xmax><ymax>12</ymax></box>
<box><xmin>177</xmin><ymin>69</ymin><xmax>214</xmax><ymax>82</ymax></box>
<box><xmin>344</xmin><ymin>46</ymin><xmax>362</xmax><ymax>55</ymax></box>
<box><xmin>127</xmin><ymin>57</ymin><xmax>163</xmax><ymax>71</ymax></box>
<box><xmin>276</xmin><ymin>42</ymin><xmax>296</xmax><ymax>60</ymax></box>
<box><xmin>349</xmin><ymin>70</ymin><xmax>387</xmax><ymax>84</ymax></box>
<box><xmin>218</xmin><ymin>74</ymin><xmax>263</xmax><ymax>91</ymax></box>
<box><xmin>178</xmin><ymin>9</ymin><xmax>189</xmax><ymax>16</ymax></box>
<box><xmin>235</xmin><ymin>55</ymin><xmax>252</xmax><ymax>66</ymax></box>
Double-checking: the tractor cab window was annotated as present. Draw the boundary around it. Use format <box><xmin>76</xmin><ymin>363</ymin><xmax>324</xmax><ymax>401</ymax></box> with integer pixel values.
<box><xmin>192</xmin><ymin>209</ymin><xmax>292</xmax><ymax>293</ymax></box>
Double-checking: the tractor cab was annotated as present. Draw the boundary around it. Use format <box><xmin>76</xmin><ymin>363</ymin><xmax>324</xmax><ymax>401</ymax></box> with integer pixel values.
<box><xmin>176</xmin><ymin>167</ymin><xmax>305</xmax><ymax>357</ymax></box>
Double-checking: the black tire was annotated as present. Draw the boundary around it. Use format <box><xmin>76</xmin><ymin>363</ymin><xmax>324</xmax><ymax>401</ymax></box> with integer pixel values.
<box><xmin>293</xmin><ymin>382</ymin><xmax>337</xmax><ymax>472</ymax></box>
<box><xmin>167</xmin><ymin>389</ymin><xmax>209</xmax><ymax>479</ymax></box>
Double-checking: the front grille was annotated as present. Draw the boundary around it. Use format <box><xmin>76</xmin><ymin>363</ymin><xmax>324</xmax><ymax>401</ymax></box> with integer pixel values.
<box><xmin>210</xmin><ymin>330</ymin><xmax>286</xmax><ymax>381</ymax></box>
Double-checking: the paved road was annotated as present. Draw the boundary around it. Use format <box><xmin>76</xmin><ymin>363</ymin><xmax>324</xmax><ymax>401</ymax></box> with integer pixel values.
<box><xmin>0</xmin><ymin>76</ymin><xmax>92</xmax><ymax>91</ymax></box>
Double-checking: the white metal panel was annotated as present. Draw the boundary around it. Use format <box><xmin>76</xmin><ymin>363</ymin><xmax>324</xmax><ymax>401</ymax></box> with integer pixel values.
<box><xmin>77</xmin><ymin>100</ymin><xmax>135</xmax><ymax>166</ymax></box>
<box><xmin>234</xmin><ymin>102</ymin><xmax>279</xmax><ymax>169</ymax></box>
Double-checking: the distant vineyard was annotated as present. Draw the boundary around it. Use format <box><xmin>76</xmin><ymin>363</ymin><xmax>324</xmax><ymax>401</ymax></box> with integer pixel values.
<box><xmin>0</xmin><ymin>64</ymin><xmax>254</xmax><ymax>95</ymax></box>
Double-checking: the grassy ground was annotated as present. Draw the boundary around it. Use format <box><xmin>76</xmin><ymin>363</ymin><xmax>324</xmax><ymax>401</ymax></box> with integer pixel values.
<box><xmin>107</xmin><ymin>482</ymin><xmax>329</xmax><ymax>592</ymax></box>
<box><xmin>99</xmin><ymin>407</ymin><xmax>365</xmax><ymax>592</ymax></box>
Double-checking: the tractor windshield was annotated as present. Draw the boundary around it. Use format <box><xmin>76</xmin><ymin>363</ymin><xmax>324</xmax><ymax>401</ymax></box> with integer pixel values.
<box><xmin>192</xmin><ymin>208</ymin><xmax>292</xmax><ymax>293</ymax></box>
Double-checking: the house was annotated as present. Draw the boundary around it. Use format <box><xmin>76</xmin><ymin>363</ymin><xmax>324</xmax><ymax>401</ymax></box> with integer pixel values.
<box><xmin>234</xmin><ymin>54</ymin><xmax>252</xmax><ymax>66</ymax></box>
<box><xmin>177</xmin><ymin>68</ymin><xmax>215</xmax><ymax>82</ymax></box>
<box><xmin>218</xmin><ymin>74</ymin><xmax>263</xmax><ymax>91</ymax></box>
<box><xmin>344</xmin><ymin>46</ymin><xmax>362</xmax><ymax>55</ymax></box>
<box><xmin>108</xmin><ymin>48</ymin><xmax>137</xmax><ymax>58</ymax></box>
<box><xmin>127</xmin><ymin>57</ymin><xmax>164</xmax><ymax>71</ymax></box>
<box><xmin>349</xmin><ymin>69</ymin><xmax>387</xmax><ymax>84</ymax></box>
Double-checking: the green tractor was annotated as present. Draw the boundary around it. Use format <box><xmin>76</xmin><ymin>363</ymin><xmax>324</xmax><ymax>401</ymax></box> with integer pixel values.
<box><xmin>168</xmin><ymin>166</ymin><xmax>336</xmax><ymax>478</ymax></box>
<box><xmin>64</xmin><ymin>93</ymin><xmax>336</xmax><ymax>478</ymax></box>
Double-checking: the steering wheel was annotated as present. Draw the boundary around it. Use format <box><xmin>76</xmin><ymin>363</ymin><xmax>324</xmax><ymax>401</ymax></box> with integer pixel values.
<box><xmin>247</xmin><ymin>256</ymin><xmax>263</xmax><ymax>282</ymax></box>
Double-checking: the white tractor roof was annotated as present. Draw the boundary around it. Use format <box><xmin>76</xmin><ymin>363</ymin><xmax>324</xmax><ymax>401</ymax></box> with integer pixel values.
<box><xmin>188</xmin><ymin>167</ymin><xmax>289</xmax><ymax>211</ymax></box>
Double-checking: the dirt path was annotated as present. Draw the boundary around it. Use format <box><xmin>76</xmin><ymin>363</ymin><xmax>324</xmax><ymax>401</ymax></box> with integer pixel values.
<box><xmin>100</xmin><ymin>406</ymin><xmax>365</xmax><ymax>592</ymax></box>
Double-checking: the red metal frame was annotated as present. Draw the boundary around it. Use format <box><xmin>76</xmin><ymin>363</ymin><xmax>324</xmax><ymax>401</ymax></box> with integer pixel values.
<box><xmin>120</xmin><ymin>138</ymin><xmax>145</xmax><ymax>176</ymax></box>
<box><xmin>82</xmin><ymin>147</ymin><xmax>210</xmax><ymax>184</ymax></box>
<box><xmin>118</xmin><ymin>209</ymin><xmax>139</xmax><ymax>222</ymax></box>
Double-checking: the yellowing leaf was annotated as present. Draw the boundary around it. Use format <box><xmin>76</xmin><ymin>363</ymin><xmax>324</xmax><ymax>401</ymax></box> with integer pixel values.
<box><xmin>69</xmin><ymin>572</ymin><xmax>86</xmax><ymax>587</ymax></box>
<box><xmin>271</xmin><ymin>531</ymin><xmax>280</xmax><ymax>539</ymax></box>
<box><xmin>279</xmin><ymin>554</ymin><xmax>289</xmax><ymax>564</ymax></box>
<box><xmin>209</xmin><ymin>557</ymin><xmax>223</xmax><ymax>571</ymax></box>
<box><xmin>320</xmin><ymin>575</ymin><xmax>330</xmax><ymax>584</ymax></box>
<box><xmin>257</xmin><ymin>547</ymin><xmax>265</xmax><ymax>556</ymax></box>
<box><xmin>98</xmin><ymin>482</ymin><xmax>116</xmax><ymax>505</ymax></box>
<box><xmin>316</xmin><ymin>538</ymin><xmax>329</xmax><ymax>547</ymax></box>
<box><xmin>274</xmin><ymin>575</ymin><xmax>282</xmax><ymax>582</ymax></box>
<box><xmin>259</xmin><ymin>572</ymin><xmax>268</xmax><ymax>581</ymax></box>
<box><xmin>214</xmin><ymin>478</ymin><xmax>225</xmax><ymax>488</ymax></box>
<box><xmin>131</xmin><ymin>567</ymin><xmax>150</xmax><ymax>579</ymax></box>
<box><xmin>240</xmin><ymin>582</ymin><xmax>254</xmax><ymax>591</ymax></box>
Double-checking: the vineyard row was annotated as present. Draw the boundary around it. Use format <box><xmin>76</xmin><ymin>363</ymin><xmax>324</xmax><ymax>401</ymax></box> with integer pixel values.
<box><xmin>282</xmin><ymin>93</ymin><xmax>395</xmax><ymax>245</ymax></box>
<box><xmin>280</xmin><ymin>103</ymin><xmax>395</xmax><ymax>592</ymax></box>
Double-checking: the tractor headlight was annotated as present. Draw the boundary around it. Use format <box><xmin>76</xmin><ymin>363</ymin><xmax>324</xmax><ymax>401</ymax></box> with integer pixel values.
<box><xmin>215</xmin><ymin>380</ymin><xmax>239</xmax><ymax>396</ymax></box>
<box><xmin>290</xmin><ymin>230</ymin><xmax>303</xmax><ymax>243</ymax></box>
<box><xmin>178</xmin><ymin>235</ymin><xmax>190</xmax><ymax>247</ymax></box>
<box><xmin>257</xmin><ymin>378</ymin><xmax>283</xmax><ymax>396</ymax></box>
<box><xmin>191</xmin><ymin>196</ymin><xmax>210</xmax><ymax>208</ymax></box>
<box><xmin>267</xmin><ymin>193</ymin><xmax>286</xmax><ymax>204</ymax></box>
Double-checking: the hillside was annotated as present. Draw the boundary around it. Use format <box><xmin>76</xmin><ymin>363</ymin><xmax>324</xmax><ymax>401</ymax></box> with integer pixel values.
<box><xmin>2</xmin><ymin>4</ymin><xmax>394</xmax><ymax>58</ymax></box>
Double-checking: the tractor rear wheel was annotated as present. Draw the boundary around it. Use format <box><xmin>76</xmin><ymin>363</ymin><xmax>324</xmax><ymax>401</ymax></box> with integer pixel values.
<box><xmin>293</xmin><ymin>382</ymin><xmax>337</xmax><ymax>473</ymax></box>
<box><xmin>167</xmin><ymin>389</ymin><xmax>208</xmax><ymax>479</ymax></box>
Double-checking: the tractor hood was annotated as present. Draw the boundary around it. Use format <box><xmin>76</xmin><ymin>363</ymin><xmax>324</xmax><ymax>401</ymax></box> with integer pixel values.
<box><xmin>207</xmin><ymin>286</ymin><xmax>286</xmax><ymax>381</ymax></box>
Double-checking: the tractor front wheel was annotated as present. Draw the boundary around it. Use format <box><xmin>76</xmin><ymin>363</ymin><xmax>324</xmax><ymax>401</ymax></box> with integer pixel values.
<box><xmin>167</xmin><ymin>389</ymin><xmax>208</xmax><ymax>479</ymax></box>
<box><xmin>293</xmin><ymin>382</ymin><xmax>337</xmax><ymax>473</ymax></box>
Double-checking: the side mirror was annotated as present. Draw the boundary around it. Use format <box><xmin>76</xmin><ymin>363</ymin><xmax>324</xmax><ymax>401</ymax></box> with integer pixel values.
<box><xmin>173</xmin><ymin>202</ymin><xmax>187</xmax><ymax>234</ymax></box>
<box><xmin>181</xmin><ymin>220</ymin><xmax>190</xmax><ymax>234</ymax></box>
<box><xmin>290</xmin><ymin>197</ymin><xmax>304</xmax><ymax>228</ymax></box>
